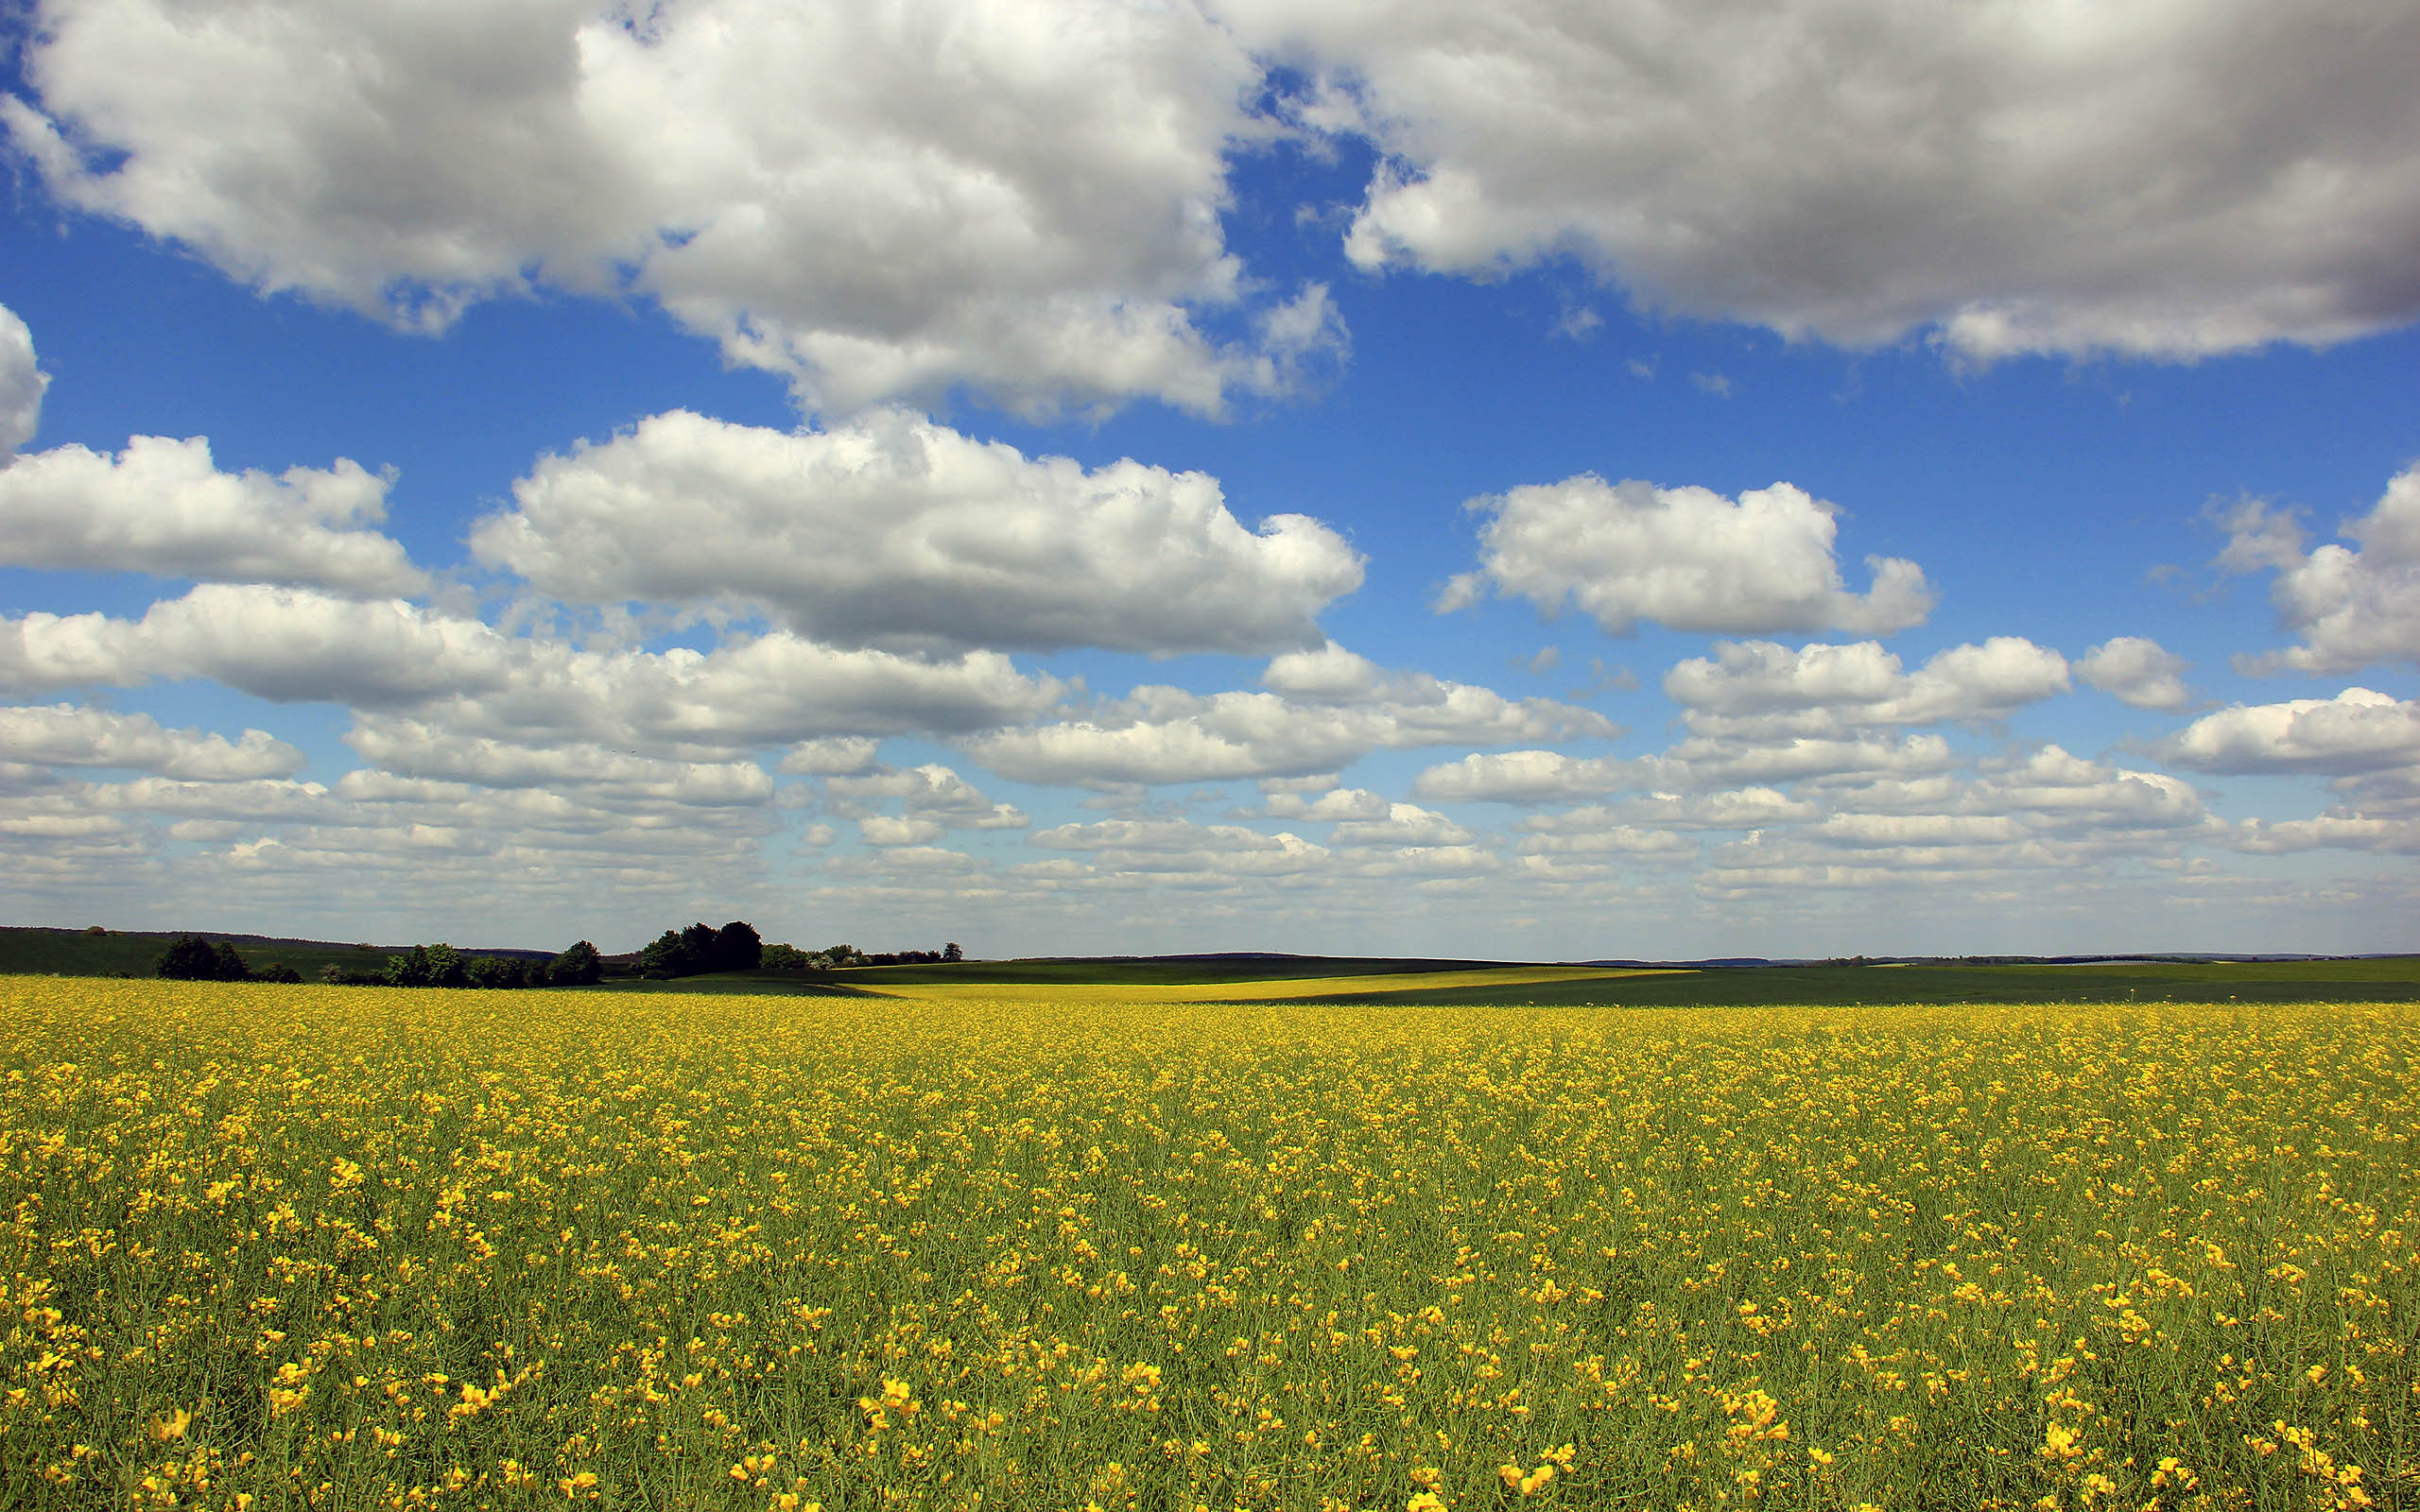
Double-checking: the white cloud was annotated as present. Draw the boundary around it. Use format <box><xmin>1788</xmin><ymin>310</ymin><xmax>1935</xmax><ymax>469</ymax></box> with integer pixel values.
<box><xmin>2218</xmin><ymin>464</ymin><xmax>2420</xmax><ymax>673</ymax></box>
<box><xmin>825</xmin><ymin>763</ymin><xmax>1027</xmax><ymax>830</ymax></box>
<box><xmin>0</xmin><ymin>703</ymin><xmax>303</xmax><ymax>780</ymax></box>
<box><xmin>1243</xmin><ymin>0</ymin><xmax>2420</xmax><ymax>359</ymax></box>
<box><xmin>1539</xmin><ymin>789</ymin><xmax>1819</xmax><ymax>833</ymax></box>
<box><xmin>1028</xmin><ymin>817</ymin><xmax>1331</xmax><ymax>878</ymax></box>
<box><xmin>1411</xmin><ymin>749</ymin><xmax>1630</xmax><ymax>804</ymax></box>
<box><xmin>0</xmin><ymin>301</ymin><xmax>47</xmax><ymax>460</ymax></box>
<box><xmin>1258</xmin><ymin>786</ymin><xmax>1390</xmax><ymax>821</ymax></box>
<box><xmin>2075</xmin><ymin>636</ymin><xmax>2193</xmax><ymax>712</ymax></box>
<box><xmin>473</xmin><ymin>408</ymin><xmax>1361</xmax><ymax>654</ymax></box>
<box><xmin>858</xmin><ymin>815</ymin><xmax>946</xmax><ymax>848</ymax></box>
<box><xmin>1512</xmin><ymin>813</ymin><xmax>1692</xmax><ymax>858</ymax></box>
<box><xmin>1664</xmin><ymin>637</ymin><xmax>2071</xmax><ymax>734</ymax></box>
<box><xmin>8</xmin><ymin>0</ymin><xmax>1340</xmax><ymax>417</ymax></box>
<box><xmin>0</xmin><ymin>434</ymin><xmax>424</xmax><ymax>594</ymax></box>
<box><xmin>343</xmin><ymin>716</ymin><xmax>773</xmax><ymax>802</ymax></box>
<box><xmin>2163</xmin><ymin>688</ymin><xmax>2420</xmax><ymax>776</ymax></box>
<box><xmin>1658</xmin><ymin>732</ymin><xmax>1958</xmax><ymax>789</ymax></box>
<box><xmin>778</xmin><ymin>737</ymin><xmax>882</xmax><ymax>776</ymax></box>
<box><xmin>0</xmin><ymin>585</ymin><xmax>1065</xmax><ymax>753</ymax></box>
<box><xmin>1440</xmin><ymin>477</ymin><xmax>1931</xmax><ymax>636</ymax></box>
<box><xmin>1329</xmin><ymin>802</ymin><xmax>1474</xmax><ymax>848</ymax></box>
<box><xmin>966</xmin><ymin>658</ymin><xmax>1611</xmax><ymax>787</ymax></box>
<box><xmin>2224</xmin><ymin>816</ymin><xmax>2420</xmax><ymax>856</ymax></box>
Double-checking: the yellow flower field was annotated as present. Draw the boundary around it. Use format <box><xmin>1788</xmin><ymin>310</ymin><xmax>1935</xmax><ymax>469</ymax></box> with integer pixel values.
<box><xmin>3</xmin><ymin>980</ymin><xmax>2414</xmax><ymax>1511</ymax></box>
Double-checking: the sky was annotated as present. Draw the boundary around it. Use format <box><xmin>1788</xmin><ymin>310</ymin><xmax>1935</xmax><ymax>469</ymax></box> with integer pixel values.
<box><xmin>2</xmin><ymin>0</ymin><xmax>2417</xmax><ymax>962</ymax></box>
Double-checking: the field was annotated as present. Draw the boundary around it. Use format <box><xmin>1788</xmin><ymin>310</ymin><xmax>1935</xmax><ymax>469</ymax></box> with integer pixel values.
<box><xmin>4</xmin><ymin>980</ymin><xmax>2415</xmax><ymax>1511</ymax></box>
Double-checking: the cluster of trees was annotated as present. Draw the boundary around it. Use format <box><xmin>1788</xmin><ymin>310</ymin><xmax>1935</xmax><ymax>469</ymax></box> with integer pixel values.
<box><xmin>638</xmin><ymin>921</ymin><xmax>762</xmax><ymax>979</ymax></box>
<box><xmin>155</xmin><ymin>935</ymin><xmax>303</xmax><ymax>984</ymax></box>
<box><xmin>324</xmin><ymin>940</ymin><xmax>604</xmax><ymax>988</ymax></box>
<box><xmin>154</xmin><ymin>919</ymin><xmax>972</xmax><ymax>989</ymax></box>
<box><xmin>761</xmin><ymin>941</ymin><xmax>962</xmax><ymax>970</ymax></box>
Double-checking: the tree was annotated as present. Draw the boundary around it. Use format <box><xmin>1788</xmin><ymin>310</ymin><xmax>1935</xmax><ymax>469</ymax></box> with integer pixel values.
<box><xmin>640</xmin><ymin>929</ymin><xmax>692</xmax><ymax>979</ymax></box>
<box><xmin>549</xmin><ymin>940</ymin><xmax>603</xmax><ymax>986</ymax></box>
<box><xmin>713</xmin><ymin>920</ymin><xmax>762</xmax><ymax>972</ymax></box>
<box><xmin>382</xmin><ymin>945</ymin><xmax>432</xmax><ymax>988</ymax></box>
<box><xmin>761</xmin><ymin>942</ymin><xmax>808</xmax><ymax>971</ymax></box>
<box><xmin>158</xmin><ymin>934</ymin><xmax>239</xmax><ymax>981</ymax></box>
<box><xmin>257</xmin><ymin>962</ymin><xmax>302</xmax><ymax>984</ymax></box>
<box><xmin>464</xmin><ymin>954</ymin><xmax>524</xmax><ymax>989</ymax></box>
<box><xmin>942</xmin><ymin>942</ymin><xmax>963</xmax><ymax>962</ymax></box>
<box><xmin>424</xmin><ymin>943</ymin><xmax>468</xmax><ymax>988</ymax></box>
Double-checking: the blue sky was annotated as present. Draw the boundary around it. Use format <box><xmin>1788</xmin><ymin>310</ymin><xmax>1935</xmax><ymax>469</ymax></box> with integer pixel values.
<box><xmin>3</xmin><ymin>0</ymin><xmax>2417</xmax><ymax>959</ymax></box>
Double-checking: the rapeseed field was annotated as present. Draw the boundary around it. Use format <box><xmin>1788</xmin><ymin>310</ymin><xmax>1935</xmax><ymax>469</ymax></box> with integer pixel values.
<box><xmin>3</xmin><ymin>980</ymin><xmax>2413</xmax><ymax>1511</ymax></box>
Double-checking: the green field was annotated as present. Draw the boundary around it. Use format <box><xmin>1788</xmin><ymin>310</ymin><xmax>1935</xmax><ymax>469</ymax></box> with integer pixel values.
<box><xmin>1277</xmin><ymin>955</ymin><xmax>2420</xmax><ymax>1008</ymax></box>
<box><xmin>0</xmin><ymin>926</ymin><xmax>418</xmax><ymax>980</ymax></box>
<box><xmin>12</xmin><ymin>924</ymin><xmax>2416</xmax><ymax>1007</ymax></box>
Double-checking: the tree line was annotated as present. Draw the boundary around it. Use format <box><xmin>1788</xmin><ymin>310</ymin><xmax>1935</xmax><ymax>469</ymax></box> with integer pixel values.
<box><xmin>639</xmin><ymin>920</ymin><xmax>963</xmax><ymax>979</ymax></box>
<box><xmin>157</xmin><ymin>935</ymin><xmax>602</xmax><ymax>988</ymax></box>
<box><xmin>156</xmin><ymin>923</ymin><xmax>964</xmax><ymax>987</ymax></box>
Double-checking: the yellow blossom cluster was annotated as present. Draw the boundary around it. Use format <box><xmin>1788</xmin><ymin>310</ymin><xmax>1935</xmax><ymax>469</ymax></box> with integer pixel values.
<box><xmin>2</xmin><ymin>979</ymin><xmax>2414</xmax><ymax>1509</ymax></box>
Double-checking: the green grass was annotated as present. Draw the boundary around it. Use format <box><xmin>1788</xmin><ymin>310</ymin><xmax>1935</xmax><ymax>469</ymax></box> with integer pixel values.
<box><xmin>1287</xmin><ymin>955</ymin><xmax>2420</xmax><ymax>1007</ymax></box>
<box><xmin>585</xmin><ymin>969</ymin><xmax>871</xmax><ymax>996</ymax></box>
<box><xmin>0</xmin><ymin>926</ymin><xmax>421</xmax><ymax>981</ymax></box>
<box><xmin>838</xmin><ymin>954</ymin><xmax>1513</xmax><ymax>987</ymax></box>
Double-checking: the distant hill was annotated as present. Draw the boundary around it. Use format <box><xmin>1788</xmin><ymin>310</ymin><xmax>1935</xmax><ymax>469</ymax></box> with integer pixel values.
<box><xmin>0</xmin><ymin>926</ymin><xmax>550</xmax><ymax>981</ymax></box>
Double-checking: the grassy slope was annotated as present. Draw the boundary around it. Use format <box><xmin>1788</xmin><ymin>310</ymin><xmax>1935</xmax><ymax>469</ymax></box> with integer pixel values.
<box><xmin>842</xmin><ymin>954</ymin><xmax>1519</xmax><ymax>986</ymax></box>
<box><xmin>0</xmin><ymin>926</ymin><xmax>539</xmax><ymax>981</ymax></box>
<box><xmin>1285</xmin><ymin>955</ymin><xmax>2420</xmax><ymax>1007</ymax></box>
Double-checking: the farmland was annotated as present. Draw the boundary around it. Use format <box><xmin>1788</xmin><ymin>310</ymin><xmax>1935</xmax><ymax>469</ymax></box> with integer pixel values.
<box><xmin>4</xmin><ymin>979</ymin><xmax>2414</xmax><ymax>1510</ymax></box>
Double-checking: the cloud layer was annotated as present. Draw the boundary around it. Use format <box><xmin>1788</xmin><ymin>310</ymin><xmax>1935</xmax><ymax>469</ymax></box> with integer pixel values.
<box><xmin>5</xmin><ymin>0</ymin><xmax>1341</xmax><ymax>416</ymax></box>
<box><xmin>1256</xmin><ymin>0</ymin><xmax>2420</xmax><ymax>358</ymax></box>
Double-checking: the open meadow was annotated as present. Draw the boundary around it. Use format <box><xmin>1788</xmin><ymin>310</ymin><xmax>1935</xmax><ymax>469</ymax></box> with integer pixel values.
<box><xmin>3</xmin><ymin>977</ymin><xmax>2414</xmax><ymax>1511</ymax></box>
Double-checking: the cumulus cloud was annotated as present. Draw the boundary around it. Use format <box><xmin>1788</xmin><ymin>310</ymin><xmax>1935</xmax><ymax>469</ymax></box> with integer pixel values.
<box><xmin>965</xmin><ymin>654</ymin><xmax>1612</xmax><ymax>787</ymax></box>
<box><xmin>474</xmin><ymin>409</ymin><xmax>1361</xmax><ymax>654</ymax></box>
<box><xmin>1440</xmin><ymin>477</ymin><xmax>1931</xmax><ymax>636</ymax></box>
<box><xmin>1657</xmin><ymin>732</ymin><xmax>1958</xmax><ymax>789</ymax></box>
<box><xmin>1664</xmin><ymin>637</ymin><xmax>2071</xmax><ymax>735</ymax></box>
<box><xmin>2218</xmin><ymin>464</ymin><xmax>2420</xmax><ymax>673</ymax></box>
<box><xmin>1512</xmin><ymin>812</ymin><xmax>1693</xmax><ymax>858</ymax></box>
<box><xmin>1257</xmin><ymin>785</ymin><xmax>1390</xmax><ymax>821</ymax></box>
<box><xmin>778</xmin><ymin>737</ymin><xmax>881</xmax><ymax>777</ymax></box>
<box><xmin>0</xmin><ymin>301</ymin><xmax>47</xmax><ymax>459</ymax></box>
<box><xmin>824</xmin><ymin>763</ymin><xmax>1027</xmax><ymax>831</ymax></box>
<box><xmin>1028</xmin><ymin>817</ymin><xmax>1330</xmax><ymax>877</ymax></box>
<box><xmin>343</xmin><ymin>716</ymin><xmax>773</xmax><ymax>802</ymax></box>
<box><xmin>0</xmin><ymin>435</ymin><xmax>424</xmax><ymax>594</ymax></box>
<box><xmin>1329</xmin><ymin>802</ymin><xmax>1474</xmax><ymax>848</ymax></box>
<box><xmin>858</xmin><ymin>815</ymin><xmax>946</xmax><ymax>848</ymax></box>
<box><xmin>2076</xmin><ymin>636</ymin><xmax>2193</xmax><ymax>712</ymax></box>
<box><xmin>1410</xmin><ymin>729</ymin><xmax>1957</xmax><ymax>803</ymax></box>
<box><xmin>7</xmin><ymin>0</ymin><xmax>1342</xmax><ymax>417</ymax></box>
<box><xmin>1411</xmin><ymin>749</ymin><xmax>1631</xmax><ymax>804</ymax></box>
<box><xmin>0</xmin><ymin>585</ymin><xmax>1064</xmax><ymax>754</ymax></box>
<box><xmin>0</xmin><ymin>703</ymin><xmax>303</xmax><ymax>780</ymax></box>
<box><xmin>1242</xmin><ymin>0</ymin><xmax>2420</xmax><ymax>359</ymax></box>
<box><xmin>2163</xmin><ymin>688</ymin><xmax>2420</xmax><ymax>776</ymax></box>
<box><xmin>1546</xmin><ymin>789</ymin><xmax>1820</xmax><ymax>833</ymax></box>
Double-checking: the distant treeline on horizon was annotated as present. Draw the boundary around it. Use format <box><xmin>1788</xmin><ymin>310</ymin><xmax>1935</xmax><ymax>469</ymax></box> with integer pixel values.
<box><xmin>147</xmin><ymin>919</ymin><xmax>965</xmax><ymax>988</ymax></box>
